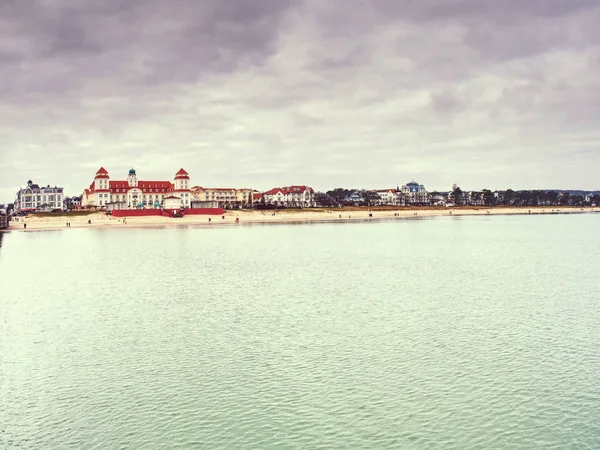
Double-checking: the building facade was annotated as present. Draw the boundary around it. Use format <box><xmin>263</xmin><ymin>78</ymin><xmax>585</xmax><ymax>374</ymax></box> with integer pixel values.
<box><xmin>15</xmin><ymin>180</ymin><xmax>64</xmax><ymax>212</ymax></box>
<box><xmin>344</xmin><ymin>191</ymin><xmax>365</xmax><ymax>206</ymax></box>
<box><xmin>374</xmin><ymin>189</ymin><xmax>398</xmax><ymax>206</ymax></box>
<box><xmin>64</xmin><ymin>196</ymin><xmax>82</xmax><ymax>210</ymax></box>
<box><xmin>191</xmin><ymin>187</ymin><xmax>253</xmax><ymax>208</ymax></box>
<box><xmin>82</xmin><ymin>167</ymin><xmax>191</xmax><ymax>209</ymax></box>
<box><xmin>399</xmin><ymin>181</ymin><xmax>429</xmax><ymax>205</ymax></box>
<box><xmin>260</xmin><ymin>186</ymin><xmax>315</xmax><ymax>207</ymax></box>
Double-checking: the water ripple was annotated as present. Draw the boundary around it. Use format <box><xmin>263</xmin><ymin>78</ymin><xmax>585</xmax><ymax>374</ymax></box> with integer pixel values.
<box><xmin>1</xmin><ymin>216</ymin><xmax>600</xmax><ymax>449</ymax></box>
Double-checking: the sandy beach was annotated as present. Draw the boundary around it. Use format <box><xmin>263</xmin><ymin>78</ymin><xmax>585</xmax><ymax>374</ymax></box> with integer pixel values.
<box><xmin>4</xmin><ymin>206</ymin><xmax>598</xmax><ymax>232</ymax></box>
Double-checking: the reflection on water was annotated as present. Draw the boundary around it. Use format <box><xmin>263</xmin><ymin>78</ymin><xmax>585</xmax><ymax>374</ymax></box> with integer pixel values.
<box><xmin>1</xmin><ymin>215</ymin><xmax>600</xmax><ymax>449</ymax></box>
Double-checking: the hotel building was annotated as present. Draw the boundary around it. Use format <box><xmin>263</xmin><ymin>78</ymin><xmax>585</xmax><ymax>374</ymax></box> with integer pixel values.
<box><xmin>82</xmin><ymin>167</ymin><xmax>192</xmax><ymax>209</ymax></box>
<box><xmin>399</xmin><ymin>181</ymin><xmax>430</xmax><ymax>205</ymax></box>
<box><xmin>14</xmin><ymin>180</ymin><xmax>64</xmax><ymax>212</ymax></box>
<box><xmin>191</xmin><ymin>186</ymin><xmax>254</xmax><ymax>208</ymax></box>
<box><xmin>374</xmin><ymin>189</ymin><xmax>399</xmax><ymax>206</ymax></box>
<box><xmin>259</xmin><ymin>186</ymin><xmax>316</xmax><ymax>207</ymax></box>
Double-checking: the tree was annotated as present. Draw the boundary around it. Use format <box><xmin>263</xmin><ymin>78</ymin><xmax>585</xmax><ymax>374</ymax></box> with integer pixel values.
<box><xmin>503</xmin><ymin>189</ymin><xmax>515</xmax><ymax>206</ymax></box>
<box><xmin>536</xmin><ymin>190</ymin><xmax>548</xmax><ymax>206</ymax></box>
<box><xmin>546</xmin><ymin>191</ymin><xmax>559</xmax><ymax>205</ymax></box>
<box><xmin>362</xmin><ymin>190</ymin><xmax>382</xmax><ymax>207</ymax></box>
<box><xmin>326</xmin><ymin>188</ymin><xmax>353</xmax><ymax>206</ymax></box>
<box><xmin>470</xmin><ymin>191</ymin><xmax>483</xmax><ymax>206</ymax></box>
<box><xmin>452</xmin><ymin>186</ymin><xmax>463</xmax><ymax>206</ymax></box>
<box><xmin>482</xmin><ymin>189</ymin><xmax>495</xmax><ymax>206</ymax></box>
<box><xmin>315</xmin><ymin>192</ymin><xmax>336</xmax><ymax>207</ymax></box>
<box><xmin>571</xmin><ymin>195</ymin><xmax>585</xmax><ymax>206</ymax></box>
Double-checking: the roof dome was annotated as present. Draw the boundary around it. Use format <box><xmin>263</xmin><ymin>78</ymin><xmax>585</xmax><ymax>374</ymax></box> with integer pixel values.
<box><xmin>129</xmin><ymin>168</ymin><xmax>136</xmax><ymax>175</ymax></box>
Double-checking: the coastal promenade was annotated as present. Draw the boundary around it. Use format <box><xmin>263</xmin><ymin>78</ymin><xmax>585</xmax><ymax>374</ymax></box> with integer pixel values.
<box><xmin>4</xmin><ymin>206</ymin><xmax>598</xmax><ymax>231</ymax></box>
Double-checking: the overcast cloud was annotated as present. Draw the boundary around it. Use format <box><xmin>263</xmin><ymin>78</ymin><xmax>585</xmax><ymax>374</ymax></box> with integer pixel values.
<box><xmin>1</xmin><ymin>0</ymin><xmax>599</xmax><ymax>200</ymax></box>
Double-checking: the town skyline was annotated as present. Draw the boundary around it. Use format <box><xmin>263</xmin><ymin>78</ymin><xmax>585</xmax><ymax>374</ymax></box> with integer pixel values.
<box><xmin>2</xmin><ymin>0</ymin><xmax>600</xmax><ymax>202</ymax></box>
<box><xmin>4</xmin><ymin>164</ymin><xmax>600</xmax><ymax>203</ymax></box>
<box><xmin>3</xmin><ymin>163</ymin><xmax>599</xmax><ymax>206</ymax></box>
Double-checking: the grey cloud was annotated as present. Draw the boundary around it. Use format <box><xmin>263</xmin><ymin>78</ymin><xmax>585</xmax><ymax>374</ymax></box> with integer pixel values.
<box><xmin>429</xmin><ymin>90</ymin><xmax>469</xmax><ymax>116</ymax></box>
<box><xmin>1</xmin><ymin>0</ymin><xmax>301</xmax><ymax>95</ymax></box>
<box><xmin>370</xmin><ymin>0</ymin><xmax>598</xmax><ymax>23</ymax></box>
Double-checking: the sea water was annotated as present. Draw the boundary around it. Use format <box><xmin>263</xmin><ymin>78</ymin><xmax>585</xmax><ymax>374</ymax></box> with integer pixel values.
<box><xmin>1</xmin><ymin>215</ymin><xmax>599</xmax><ymax>449</ymax></box>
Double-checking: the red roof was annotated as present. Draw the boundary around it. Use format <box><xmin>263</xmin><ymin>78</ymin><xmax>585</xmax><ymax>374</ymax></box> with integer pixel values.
<box><xmin>94</xmin><ymin>167</ymin><xmax>110</xmax><ymax>179</ymax></box>
<box><xmin>138</xmin><ymin>181</ymin><xmax>173</xmax><ymax>189</ymax></box>
<box><xmin>263</xmin><ymin>188</ymin><xmax>284</xmax><ymax>195</ymax></box>
<box><xmin>175</xmin><ymin>168</ymin><xmax>189</xmax><ymax>179</ymax></box>
<box><xmin>283</xmin><ymin>185</ymin><xmax>313</xmax><ymax>193</ymax></box>
<box><xmin>87</xmin><ymin>180</ymin><xmax>180</xmax><ymax>195</ymax></box>
<box><xmin>263</xmin><ymin>186</ymin><xmax>314</xmax><ymax>196</ymax></box>
<box><xmin>192</xmin><ymin>187</ymin><xmax>245</xmax><ymax>191</ymax></box>
<box><xmin>253</xmin><ymin>193</ymin><xmax>263</xmax><ymax>200</ymax></box>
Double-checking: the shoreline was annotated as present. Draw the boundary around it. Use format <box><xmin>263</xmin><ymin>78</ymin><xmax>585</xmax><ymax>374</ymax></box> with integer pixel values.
<box><xmin>3</xmin><ymin>206</ymin><xmax>598</xmax><ymax>232</ymax></box>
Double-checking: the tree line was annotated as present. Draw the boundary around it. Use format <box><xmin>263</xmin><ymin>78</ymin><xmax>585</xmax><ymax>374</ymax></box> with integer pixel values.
<box><xmin>314</xmin><ymin>187</ymin><xmax>600</xmax><ymax>208</ymax></box>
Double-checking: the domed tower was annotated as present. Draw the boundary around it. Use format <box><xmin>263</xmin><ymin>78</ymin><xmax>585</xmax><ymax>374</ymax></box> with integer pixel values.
<box><xmin>127</xmin><ymin>168</ymin><xmax>138</xmax><ymax>187</ymax></box>
<box><xmin>174</xmin><ymin>168</ymin><xmax>190</xmax><ymax>208</ymax></box>
<box><xmin>174</xmin><ymin>168</ymin><xmax>189</xmax><ymax>191</ymax></box>
<box><xmin>94</xmin><ymin>167</ymin><xmax>110</xmax><ymax>191</ymax></box>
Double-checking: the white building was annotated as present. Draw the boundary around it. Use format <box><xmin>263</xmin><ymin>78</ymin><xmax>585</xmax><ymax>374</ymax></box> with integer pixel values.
<box><xmin>261</xmin><ymin>186</ymin><xmax>316</xmax><ymax>207</ymax></box>
<box><xmin>374</xmin><ymin>189</ymin><xmax>398</xmax><ymax>206</ymax></box>
<box><xmin>15</xmin><ymin>180</ymin><xmax>64</xmax><ymax>212</ymax></box>
<box><xmin>399</xmin><ymin>181</ymin><xmax>429</xmax><ymax>205</ymax></box>
<box><xmin>191</xmin><ymin>187</ymin><xmax>254</xmax><ymax>208</ymax></box>
<box><xmin>82</xmin><ymin>167</ymin><xmax>192</xmax><ymax>209</ymax></box>
<box><xmin>163</xmin><ymin>196</ymin><xmax>183</xmax><ymax>210</ymax></box>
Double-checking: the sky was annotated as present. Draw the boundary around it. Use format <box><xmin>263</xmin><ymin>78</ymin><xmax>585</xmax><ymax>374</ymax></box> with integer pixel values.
<box><xmin>1</xmin><ymin>0</ymin><xmax>599</xmax><ymax>202</ymax></box>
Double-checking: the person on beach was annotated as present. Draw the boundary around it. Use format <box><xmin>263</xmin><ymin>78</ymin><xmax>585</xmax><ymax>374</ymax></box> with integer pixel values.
<box><xmin>23</xmin><ymin>223</ymin><xmax>26</xmax><ymax>229</ymax></box>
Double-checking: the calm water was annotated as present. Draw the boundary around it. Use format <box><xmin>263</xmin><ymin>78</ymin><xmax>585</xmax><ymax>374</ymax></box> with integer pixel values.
<box><xmin>1</xmin><ymin>215</ymin><xmax>600</xmax><ymax>449</ymax></box>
